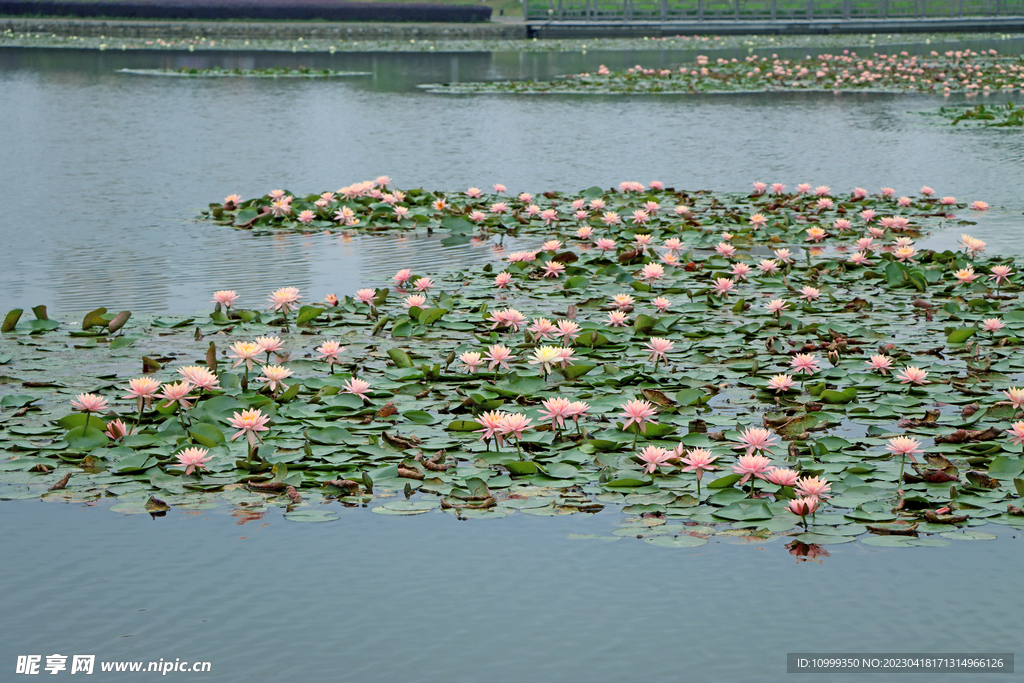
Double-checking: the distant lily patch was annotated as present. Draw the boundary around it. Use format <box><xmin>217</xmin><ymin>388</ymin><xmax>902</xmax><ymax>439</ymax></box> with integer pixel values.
<box><xmin>421</xmin><ymin>48</ymin><xmax>1024</xmax><ymax>96</ymax></box>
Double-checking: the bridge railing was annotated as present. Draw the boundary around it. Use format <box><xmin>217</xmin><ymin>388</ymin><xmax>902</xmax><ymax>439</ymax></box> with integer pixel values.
<box><xmin>523</xmin><ymin>0</ymin><xmax>1024</xmax><ymax>21</ymax></box>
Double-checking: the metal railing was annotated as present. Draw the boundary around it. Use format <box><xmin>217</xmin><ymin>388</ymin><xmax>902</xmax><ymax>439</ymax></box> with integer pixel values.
<box><xmin>524</xmin><ymin>0</ymin><xmax>1024</xmax><ymax>21</ymax></box>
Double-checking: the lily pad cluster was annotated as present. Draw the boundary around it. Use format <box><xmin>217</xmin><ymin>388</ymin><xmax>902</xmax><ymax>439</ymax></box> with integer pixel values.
<box><xmin>3</xmin><ymin>180</ymin><xmax>1024</xmax><ymax>554</ymax></box>
<box><xmin>420</xmin><ymin>49</ymin><xmax>1024</xmax><ymax>95</ymax></box>
<box><xmin>117</xmin><ymin>66</ymin><xmax>371</xmax><ymax>78</ymax></box>
<box><xmin>928</xmin><ymin>102</ymin><xmax>1024</xmax><ymax>127</ymax></box>
<box><xmin>207</xmin><ymin>176</ymin><xmax>974</xmax><ymax>239</ymax></box>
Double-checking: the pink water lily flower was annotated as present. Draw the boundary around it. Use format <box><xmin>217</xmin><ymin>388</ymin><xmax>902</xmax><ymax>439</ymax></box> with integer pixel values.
<box><xmin>542</xmin><ymin>261</ymin><xmax>565</xmax><ymax>278</ymax></box>
<box><xmin>788</xmin><ymin>497</ymin><xmax>820</xmax><ymax>518</ymax></box>
<box><xmin>959</xmin><ymin>234</ymin><xmax>986</xmax><ymax>256</ymax></box>
<box><xmin>764</xmin><ymin>467</ymin><xmax>799</xmax><ymax>487</ymax></box>
<box><xmin>749</xmin><ymin>213</ymin><xmax>768</xmax><ymax>229</ymax></box>
<box><xmin>568</xmin><ymin>401</ymin><xmax>590</xmax><ymax>425</ymax></box>
<box><xmin>539</xmin><ymin>397</ymin><xmax>575</xmax><ymax>430</ymax></box>
<box><xmin>637</xmin><ymin>445</ymin><xmax>673</xmax><ymax>475</ymax></box>
<box><xmin>488</xmin><ymin>308</ymin><xmax>527</xmax><ymax>332</ymax></box>
<box><xmin>267</xmin><ymin>287</ymin><xmax>301</xmax><ymax>314</ymax></box>
<box><xmin>178</xmin><ymin>365</ymin><xmax>220</xmax><ymax>391</ymax></box>
<box><xmin>652</xmin><ymin>296</ymin><xmax>671</xmax><ymax>313</ymax></box>
<box><xmin>255</xmin><ymin>335</ymin><xmax>284</xmax><ymax>356</ymax></box>
<box><xmin>680</xmin><ymin>448</ymin><xmax>719</xmax><ymax>477</ymax></box>
<box><xmin>795</xmin><ymin>476</ymin><xmax>832</xmax><ymax>500</ymax></box>
<box><xmin>953</xmin><ymin>267</ymin><xmax>980</xmax><ymax>286</ymax></box>
<box><xmin>476</xmin><ymin>411</ymin><xmax>507</xmax><ymax>448</ymax></box>
<box><xmin>805</xmin><ymin>227</ymin><xmax>827</xmax><ymax>243</ymax></box>
<box><xmin>866</xmin><ymin>354</ymin><xmax>893</xmax><ymax>374</ymax></box>
<box><xmin>355</xmin><ymin>288</ymin><xmax>376</xmax><ymax>306</ymax></box>
<box><xmin>528</xmin><ymin>317</ymin><xmax>558</xmax><ymax>340</ymax></box>
<box><xmin>981</xmin><ymin>318</ymin><xmax>1004</xmax><ymax>333</ymax></box>
<box><xmin>458</xmin><ymin>351</ymin><xmax>483</xmax><ymax>374</ymax></box>
<box><xmin>123</xmin><ymin>377</ymin><xmax>161</xmax><ymax>412</ymax></box>
<box><xmin>606</xmin><ymin>310</ymin><xmax>629</xmax><ymax>327</ymax></box>
<box><xmin>620</xmin><ymin>399</ymin><xmax>658</xmax><ymax>434</ymax></box>
<box><xmin>556</xmin><ymin>320</ymin><xmax>581</xmax><ymax>345</ymax></box>
<box><xmin>639</xmin><ymin>262</ymin><xmax>664</xmax><ymax>282</ymax></box>
<box><xmin>790</xmin><ymin>353</ymin><xmax>820</xmax><ymax>375</ymax></box>
<box><xmin>848</xmin><ymin>251</ymin><xmax>873</xmax><ymax>266</ymax></box>
<box><xmin>610</xmin><ymin>293</ymin><xmax>635</xmax><ymax>310</ymax></box>
<box><xmin>485</xmin><ymin>344</ymin><xmax>515</xmax><ymax>372</ymax></box>
<box><xmin>1006</xmin><ymin>421</ymin><xmax>1024</xmax><ymax>446</ymax></box>
<box><xmin>715</xmin><ymin>242</ymin><xmax>736</xmax><ymax>258</ymax></box>
<box><xmin>799</xmin><ymin>286</ymin><xmax>821</xmax><ymax>302</ymax></box>
<box><xmin>342</xmin><ymin>378</ymin><xmax>371</xmax><ymax>400</ymax></box>
<box><xmin>175</xmin><ymin>447</ymin><xmax>213</xmax><ymax>475</ymax></box>
<box><xmin>104</xmin><ymin>418</ymin><xmax>137</xmax><ymax>441</ymax></box>
<box><xmin>494</xmin><ymin>272</ymin><xmax>513</xmax><ymax>289</ymax></box>
<box><xmin>645</xmin><ymin>337</ymin><xmax>674</xmax><ymax>364</ymax></box>
<box><xmin>732</xmin><ymin>454</ymin><xmax>774</xmax><ymax>485</ymax></box>
<box><xmin>414</xmin><ymin>277</ymin><xmax>434</xmax><ymax>292</ymax></box>
<box><xmin>766</xmin><ymin>298</ymin><xmax>789</xmax><ymax>315</ymax></box>
<box><xmin>1003</xmin><ymin>387</ymin><xmax>1024</xmax><ymax>413</ymax></box>
<box><xmin>712</xmin><ymin>277</ymin><xmax>736</xmax><ymax>297</ymax></box>
<box><xmin>212</xmin><ymin>290</ymin><xmax>239</xmax><ymax>308</ymax></box>
<box><xmin>229</xmin><ymin>341</ymin><xmax>262</xmax><ymax>372</ymax></box>
<box><xmin>393</xmin><ymin>269</ymin><xmax>413</xmax><ymax>288</ymax></box>
<box><xmin>895</xmin><ymin>366</ymin><xmax>928</xmax><ymax>385</ymax></box>
<box><xmin>228</xmin><ymin>408</ymin><xmax>271</xmax><ymax>449</ymax></box>
<box><xmin>498</xmin><ymin>413</ymin><xmax>532</xmax><ymax>441</ymax></box>
<box><xmin>774</xmin><ymin>248</ymin><xmax>794</xmax><ymax>264</ymax></box>
<box><xmin>766</xmin><ymin>374</ymin><xmax>795</xmax><ymax>393</ymax></box>
<box><xmin>158</xmin><ymin>381</ymin><xmax>195</xmax><ymax>410</ymax></box>
<box><xmin>257</xmin><ymin>365</ymin><xmax>293</xmax><ymax>395</ymax></box>
<box><xmin>989</xmin><ymin>265</ymin><xmax>1013</xmax><ymax>286</ymax></box>
<box><xmin>403</xmin><ymin>294</ymin><xmax>427</xmax><ymax>309</ymax></box>
<box><xmin>595</xmin><ymin>237</ymin><xmax>617</xmax><ymax>251</ymax></box>
<box><xmin>71</xmin><ymin>393</ymin><xmax>108</xmax><ymax>414</ymax></box>
<box><xmin>661</xmin><ymin>238</ymin><xmax>685</xmax><ymax>257</ymax></box>
<box><xmin>886</xmin><ymin>435</ymin><xmax>924</xmax><ymax>461</ymax></box>
<box><xmin>734</xmin><ymin>427</ymin><xmax>778</xmax><ymax>456</ymax></box>
<box><xmin>316</xmin><ymin>340</ymin><xmax>346</xmax><ymax>372</ymax></box>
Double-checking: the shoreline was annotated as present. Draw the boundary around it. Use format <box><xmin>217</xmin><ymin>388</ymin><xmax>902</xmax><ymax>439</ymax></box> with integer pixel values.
<box><xmin>1</xmin><ymin>20</ymin><xmax>1022</xmax><ymax>52</ymax></box>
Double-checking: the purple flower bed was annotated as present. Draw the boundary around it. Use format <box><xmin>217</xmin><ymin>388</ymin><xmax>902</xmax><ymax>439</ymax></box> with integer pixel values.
<box><xmin>0</xmin><ymin>0</ymin><xmax>492</xmax><ymax>22</ymax></box>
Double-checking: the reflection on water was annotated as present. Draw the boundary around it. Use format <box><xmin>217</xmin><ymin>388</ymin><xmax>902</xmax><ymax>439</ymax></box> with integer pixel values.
<box><xmin>0</xmin><ymin>45</ymin><xmax>1022</xmax><ymax>314</ymax></box>
<box><xmin>0</xmin><ymin>499</ymin><xmax>1022</xmax><ymax>683</ymax></box>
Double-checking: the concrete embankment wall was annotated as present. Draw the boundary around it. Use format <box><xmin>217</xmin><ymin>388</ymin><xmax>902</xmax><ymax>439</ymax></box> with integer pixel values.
<box><xmin>0</xmin><ymin>17</ymin><xmax>530</xmax><ymax>39</ymax></box>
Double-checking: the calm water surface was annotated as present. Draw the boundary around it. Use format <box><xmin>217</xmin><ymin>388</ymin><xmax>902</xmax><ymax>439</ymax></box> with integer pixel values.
<box><xmin>1</xmin><ymin>500</ymin><xmax>1022</xmax><ymax>683</ymax></box>
<box><xmin>1</xmin><ymin>44</ymin><xmax>1024</xmax><ymax>682</ymax></box>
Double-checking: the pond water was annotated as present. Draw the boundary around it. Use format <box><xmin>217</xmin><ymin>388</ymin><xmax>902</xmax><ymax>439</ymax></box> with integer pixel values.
<box><xmin>2</xmin><ymin>499</ymin><xmax>1023</xmax><ymax>683</ymax></box>
<box><xmin>2</xmin><ymin>43</ymin><xmax>1024</xmax><ymax>682</ymax></box>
